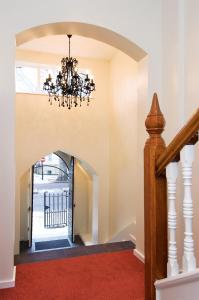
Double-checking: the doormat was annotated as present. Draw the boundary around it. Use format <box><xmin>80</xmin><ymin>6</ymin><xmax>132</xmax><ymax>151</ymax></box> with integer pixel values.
<box><xmin>35</xmin><ymin>239</ymin><xmax>70</xmax><ymax>251</ymax></box>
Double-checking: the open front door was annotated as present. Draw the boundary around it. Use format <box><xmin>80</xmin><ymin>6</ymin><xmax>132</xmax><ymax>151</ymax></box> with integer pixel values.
<box><xmin>27</xmin><ymin>165</ymin><xmax>34</xmax><ymax>248</ymax></box>
<box><xmin>68</xmin><ymin>157</ymin><xmax>75</xmax><ymax>243</ymax></box>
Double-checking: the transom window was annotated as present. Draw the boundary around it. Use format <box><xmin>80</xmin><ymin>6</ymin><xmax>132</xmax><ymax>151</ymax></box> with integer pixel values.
<box><xmin>15</xmin><ymin>62</ymin><xmax>59</xmax><ymax>94</ymax></box>
<box><xmin>15</xmin><ymin>62</ymin><xmax>92</xmax><ymax>95</ymax></box>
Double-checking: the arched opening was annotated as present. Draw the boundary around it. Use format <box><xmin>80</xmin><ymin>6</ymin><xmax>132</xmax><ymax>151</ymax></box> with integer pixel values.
<box><xmin>16</xmin><ymin>22</ymin><xmax>146</xmax><ymax>61</ymax></box>
<box><xmin>19</xmin><ymin>150</ymin><xmax>98</xmax><ymax>253</ymax></box>
<box><xmin>15</xmin><ymin>21</ymin><xmax>148</xmax><ymax>258</ymax></box>
<box><xmin>31</xmin><ymin>152</ymin><xmax>72</xmax><ymax>252</ymax></box>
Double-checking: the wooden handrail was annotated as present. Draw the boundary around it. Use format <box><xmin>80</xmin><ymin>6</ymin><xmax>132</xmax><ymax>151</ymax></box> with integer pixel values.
<box><xmin>156</xmin><ymin>109</ymin><xmax>199</xmax><ymax>175</ymax></box>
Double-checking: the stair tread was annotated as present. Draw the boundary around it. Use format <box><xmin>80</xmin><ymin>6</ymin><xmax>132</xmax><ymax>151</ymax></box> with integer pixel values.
<box><xmin>15</xmin><ymin>240</ymin><xmax>135</xmax><ymax>265</ymax></box>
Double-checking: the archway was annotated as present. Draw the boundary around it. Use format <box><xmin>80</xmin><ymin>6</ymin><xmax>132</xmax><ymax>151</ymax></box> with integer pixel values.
<box><xmin>16</xmin><ymin>22</ymin><xmax>146</xmax><ymax>62</ymax></box>
<box><xmin>0</xmin><ymin>4</ymin><xmax>159</xmax><ymax>290</ymax></box>
<box><xmin>19</xmin><ymin>149</ymin><xmax>99</xmax><ymax>253</ymax></box>
<box><xmin>15</xmin><ymin>21</ymin><xmax>148</xmax><ymax>259</ymax></box>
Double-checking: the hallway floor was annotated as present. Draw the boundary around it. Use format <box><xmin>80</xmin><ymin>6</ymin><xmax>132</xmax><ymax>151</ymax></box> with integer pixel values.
<box><xmin>2</xmin><ymin>242</ymin><xmax>144</xmax><ymax>300</ymax></box>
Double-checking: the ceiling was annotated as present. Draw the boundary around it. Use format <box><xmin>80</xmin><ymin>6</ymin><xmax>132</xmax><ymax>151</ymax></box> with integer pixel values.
<box><xmin>18</xmin><ymin>35</ymin><xmax>117</xmax><ymax>60</ymax></box>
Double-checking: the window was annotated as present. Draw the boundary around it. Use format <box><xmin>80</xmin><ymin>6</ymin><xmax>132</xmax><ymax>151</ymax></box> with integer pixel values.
<box><xmin>15</xmin><ymin>61</ymin><xmax>93</xmax><ymax>95</ymax></box>
<box><xmin>16</xmin><ymin>66</ymin><xmax>39</xmax><ymax>93</ymax></box>
<box><xmin>15</xmin><ymin>62</ymin><xmax>59</xmax><ymax>94</ymax></box>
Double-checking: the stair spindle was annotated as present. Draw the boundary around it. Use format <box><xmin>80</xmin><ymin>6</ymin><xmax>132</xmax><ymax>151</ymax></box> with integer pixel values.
<box><xmin>166</xmin><ymin>162</ymin><xmax>179</xmax><ymax>276</ymax></box>
<box><xmin>181</xmin><ymin>145</ymin><xmax>196</xmax><ymax>272</ymax></box>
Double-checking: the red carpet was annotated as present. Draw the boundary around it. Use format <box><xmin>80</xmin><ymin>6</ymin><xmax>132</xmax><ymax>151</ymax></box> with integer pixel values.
<box><xmin>0</xmin><ymin>250</ymin><xmax>144</xmax><ymax>300</ymax></box>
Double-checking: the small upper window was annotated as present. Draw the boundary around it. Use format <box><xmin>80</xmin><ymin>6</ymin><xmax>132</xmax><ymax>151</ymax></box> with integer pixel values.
<box><xmin>16</xmin><ymin>66</ymin><xmax>38</xmax><ymax>93</ymax></box>
<box><xmin>15</xmin><ymin>62</ymin><xmax>59</xmax><ymax>95</ymax></box>
<box><xmin>15</xmin><ymin>62</ymin><xmax>93</xmax><ymax>96</ymax></box>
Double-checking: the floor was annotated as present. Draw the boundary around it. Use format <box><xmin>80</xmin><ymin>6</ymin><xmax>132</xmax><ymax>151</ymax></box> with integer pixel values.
<box><xmin>15</xmin><ymin>240</ymin><xmax>135</xmax><ymax>265</ymax></box>
<box><xmin>1</xmin><ymin>246</ymin><xmax>144</xmax><ymax>300</ymax></box>
<box><xmin>19</xmin><ymin>234</ymin><xmax>84</xmax><ymax>255</ymax></box>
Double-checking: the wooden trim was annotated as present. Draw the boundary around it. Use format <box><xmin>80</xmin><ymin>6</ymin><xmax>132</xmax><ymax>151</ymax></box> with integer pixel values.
<box><xmin>156</xmin><ymin>110</ymin><xmax>199</xmax><ymax>175</ymax></box>
<box><xmin>144</xmin><ymin>94</ymin><xmax>167</xmax><ymax>300</ymax></box>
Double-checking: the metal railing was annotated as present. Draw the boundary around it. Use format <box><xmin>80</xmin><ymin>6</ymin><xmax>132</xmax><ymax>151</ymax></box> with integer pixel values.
<box><xmin>44</xmin><ymin>191</ymin><xmax>68</xmax><ymax>228</ymax></box>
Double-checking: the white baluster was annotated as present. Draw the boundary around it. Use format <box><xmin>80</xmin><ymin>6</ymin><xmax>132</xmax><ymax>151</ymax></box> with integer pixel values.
<box><xmin>166</xmin><ymin>162</ymin><xmax>179</xmax><ymax>277</ymax></box>
<box><xmin>181</xmin><ymin>145</ymin><xmax>196</xmax><ymax>272</ymax></box>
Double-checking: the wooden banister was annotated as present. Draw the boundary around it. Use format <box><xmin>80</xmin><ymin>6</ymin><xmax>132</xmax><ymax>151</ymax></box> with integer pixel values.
<box><xmin>156</xmin><ymin>109</ymin><xmax>199</xmax><ymax>175</ymax></box>
<box><xmin>144</xmin><ymin>94</ymin><xmax>199</xmax><ymax>299</ymax></box>
<box><xmin>144</xmin><ymin>94</ymin><xmax>167</xmax><ymax>300</ymax></box>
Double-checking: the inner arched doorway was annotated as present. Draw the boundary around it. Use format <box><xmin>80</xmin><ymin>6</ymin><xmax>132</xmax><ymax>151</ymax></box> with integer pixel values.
<box><xmin>20</xmin><ymin>150</ymin><xmax>97</xmax><ymax>253</ymax></box>
<box><xmin>30</xmin><ymin>152</ymin><xmax>76</xmax><ymax>252</ymax></box>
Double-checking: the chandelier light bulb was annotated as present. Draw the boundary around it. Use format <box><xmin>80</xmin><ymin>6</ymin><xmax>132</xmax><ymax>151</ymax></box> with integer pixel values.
<box><xmin>43</xmin><ymin>35</ymin><xmax>96</xmax><ymax>110</ymax></box>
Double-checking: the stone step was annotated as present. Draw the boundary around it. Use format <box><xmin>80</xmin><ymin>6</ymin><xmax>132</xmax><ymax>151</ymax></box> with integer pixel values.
<box><xmin>15</xmin><ymin>240</ymin><xmax>135</xmax><ymax>265</ymax></box>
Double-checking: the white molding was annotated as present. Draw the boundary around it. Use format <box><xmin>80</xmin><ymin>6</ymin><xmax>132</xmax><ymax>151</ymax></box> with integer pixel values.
<box><xmin>0</xmin><ymin>266</ymin><xmax>16</xmax><ymax>289</ymax></box>
<box><xmin>155</xmin><ymin>268</ymin><xmax>199</xmax><ymax>289</ymax></box>
<box><xmin>134</xmin><ymin>248</ymin><xmax>145</xmax><ymax>263</ymax></box>
<box><xmin>129</xmin><ymin>234</ymin><xmax>136</xmax><ymax>244</ymax></box>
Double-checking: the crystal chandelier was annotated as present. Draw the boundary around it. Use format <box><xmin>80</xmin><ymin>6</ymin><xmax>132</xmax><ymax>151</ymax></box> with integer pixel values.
<box><xmin>43</xmin><ymin>35</ymin><xmax>96</xmax><ymax>109</ymax></box>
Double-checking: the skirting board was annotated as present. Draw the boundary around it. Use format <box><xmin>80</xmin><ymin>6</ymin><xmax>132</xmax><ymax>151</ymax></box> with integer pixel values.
<box><xmin>0</xmin><ymin>266</ymin><xmax>16</xmax><ymax>289</ymax></box>
<box><xmin>129</xmin><ymin>234</ymin><xmax>136</xmax><ymax>244</ymax></box>
<box><xmin>134</xmin><ymin>249</ymin><xmax>145</xmax><ymax>263</ymax></box>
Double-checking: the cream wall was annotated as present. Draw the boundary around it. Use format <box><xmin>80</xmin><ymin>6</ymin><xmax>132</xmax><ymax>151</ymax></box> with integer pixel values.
<box><xmin>136</xmin><ymin>56</ymin><xmax>149</xmax><ymax>255</ymax></box>
<box><xmin>74</xmin><ymin>161</ymin><xmax>93</xmax><ymax>243</ymax></box>
<box><xmin>16</xmin><ymin>51</ymin><xmax>110</xmax><ymax>254</ymax></box>
<box><xmin>0</xmin><ymin>0</ymin><xmax>163</xmax><ymax>284</ymax></box>
<box><xmin>16</xmin><ymin>48</ymin><xmax>142</xmax><ymax>253</ymax></box>
<box><xmin>20</xmin><ymin>170</ymin><xmax>31</xmax><ymax>242</ymax></box>
<box><xmin>109</xmin><ymin>51</ymin><xmax>138</xmax><ymax>239</ymax></box>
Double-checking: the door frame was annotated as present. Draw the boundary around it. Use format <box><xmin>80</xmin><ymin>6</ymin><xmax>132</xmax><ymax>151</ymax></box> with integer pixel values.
<box><xmin>28</xmin><ymin>165</ymin><xmax>34</xmax><ymax>248</ymax></box>
<box><xmin>30</xmin><ymin>155</ymin><xmax>74</xmax><ymax>246</ymax></box>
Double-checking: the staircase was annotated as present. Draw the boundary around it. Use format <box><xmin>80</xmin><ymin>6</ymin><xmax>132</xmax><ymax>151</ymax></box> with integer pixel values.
<box><xmin>144</xmin><ymin>94</ymin><xmax>199</xmax><ymax>300</ymax></box>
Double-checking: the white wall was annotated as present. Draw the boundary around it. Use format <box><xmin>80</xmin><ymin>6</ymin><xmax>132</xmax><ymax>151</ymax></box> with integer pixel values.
<box><xmin>161</xmin><ymin>0</ymin><xmax>199</xmax><ymax>268</ymax></box>
<box><xmin>109</xmin><ymin>51</ymin><xmax>138</xmax><ymax>240</ymax></box>
<box><xmin>181</xmin><ymin>0</ymin><xmax>199</xmax><ymax>266</ymax></box>
<box><xmin>0</xmin><ymin>0</ymin><xmax>163</xmax><ymax>285</ymax></box>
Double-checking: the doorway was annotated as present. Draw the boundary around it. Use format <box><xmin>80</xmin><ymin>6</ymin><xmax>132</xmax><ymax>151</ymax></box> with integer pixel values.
<box><xmin>30</xmin><ymin>152</ymin><xmax>75</xmax><ymax>251</ymax></box>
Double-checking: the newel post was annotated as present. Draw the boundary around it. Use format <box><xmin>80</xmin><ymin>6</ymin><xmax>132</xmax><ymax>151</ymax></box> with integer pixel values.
<box><xmin>144</xmin><ymin>94</ymin><xmax>167</xmax><ymax>300</ymax></box>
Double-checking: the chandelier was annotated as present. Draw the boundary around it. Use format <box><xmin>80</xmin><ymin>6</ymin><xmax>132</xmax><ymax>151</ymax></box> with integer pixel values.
<box><xmin>43</xmin><ymin>35</ymin><xmax>96</xmax><ymax>109</ymax></box>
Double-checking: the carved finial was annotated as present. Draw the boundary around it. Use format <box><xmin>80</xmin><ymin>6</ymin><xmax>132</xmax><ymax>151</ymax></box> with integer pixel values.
<box><xmin>145</xmin><ymin>93</ymin><xmax>165</xmax><ymax>136</ymax></box>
